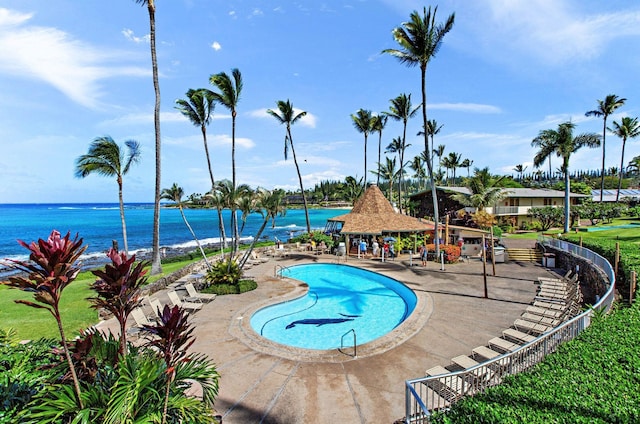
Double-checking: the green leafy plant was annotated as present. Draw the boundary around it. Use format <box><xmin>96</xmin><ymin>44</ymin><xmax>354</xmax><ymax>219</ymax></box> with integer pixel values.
<box><xmin>205</xmin><ymin>258</ymin><xmax>242</xmax><ymax>286</ymax></box>
<box><xmin>2</xmin><ymin>230</ymin><xmax>87</xmax><ymax>408</ymax></box>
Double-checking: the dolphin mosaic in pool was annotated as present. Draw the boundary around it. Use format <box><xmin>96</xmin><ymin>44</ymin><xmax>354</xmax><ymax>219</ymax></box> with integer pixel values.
<box><xmin>250</xmin><ymin>263</ymin><xmax>417</xmax><ymax>350</ymax></box>
<box><xmin>285</xmin><ymin>317</ymin><xmax>355</xmax><ymax>329</ymax></box>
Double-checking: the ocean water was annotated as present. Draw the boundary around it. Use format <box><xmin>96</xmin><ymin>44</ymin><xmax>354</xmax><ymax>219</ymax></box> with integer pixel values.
<box><xmin>0</xmin><ymin>203</ymin><xmax>347</xmax><ymax>264</ymax></box>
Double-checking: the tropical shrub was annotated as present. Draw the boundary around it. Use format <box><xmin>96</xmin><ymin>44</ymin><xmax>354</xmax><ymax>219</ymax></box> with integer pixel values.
<box><xmin>205</xmin><ymin>258</ymin><xmax>242</xmax><ymax>286</ymax></box>
<box><xmin>527</xmin><ymin>206</ymin><xmax>564</xmax><ymax>231</ymax></box>
<box><xmin>290</xmin><ymin>231</ymin><xmax>334</xmax><ymax>248</ymax></box>
<box><xmin>203</xmin><ymin>278</ymin><xmax>257</xmax><ymax>295</ymax></box>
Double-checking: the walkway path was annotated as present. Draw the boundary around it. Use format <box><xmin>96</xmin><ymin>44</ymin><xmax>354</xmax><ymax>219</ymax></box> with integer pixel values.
<box><xmin>180</xmin><ymin>252</ymin><xmax>554</xmax><ymax>423</ymax></box>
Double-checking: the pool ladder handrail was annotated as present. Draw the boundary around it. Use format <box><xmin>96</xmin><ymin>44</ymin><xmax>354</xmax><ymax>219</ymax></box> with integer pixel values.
<box><xmin>274</xmin><ymin>264</ymin><xmax>289</xmax><ymax>278</ymax></box>
<box><xmin>339</xmin><ymin>328</ymin><xmax>357</xmax><ymax>358</ymax></box>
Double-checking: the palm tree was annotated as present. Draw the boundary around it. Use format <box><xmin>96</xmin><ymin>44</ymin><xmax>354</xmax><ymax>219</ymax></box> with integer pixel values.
<box><xmin>409</xmin><ymin>154</ymin><xmax>426</xmax><ymax>189</ymax></box>
<box><xmin>238</xmin><ymin>188</ymin><xmax>287</xmax><ymax>269</ymax></box>
<box><xmin>384</xmin><ymin>93</ymin><xmax>419</xmax><ymax>212</ymax></box>
<box><xmin>461</xmin><ymin>158</ymin><xmax>473</xmax><ymax>177</ymax></box>
<box><xmin>75</xmin><ymin>136</ymin><xmax>141</xmax><ymax>254</ymax></box>
<box><xmin>609</xmin><ymin>116</ymin><xmax>640</xmax><ymax>201</ymax></box>
<box><xmin>342</xmin><ymin>176</ymin><xmax>364</xmax><ymax>205</ymax></box>
<box><xmin>161</xmin><ymin>183</ymin><xmax>211</xmax><ymax>271</ymax></box>
<box><xmin>210</xmin><ymin>68</ymin><xmax>243</xmax><ymax>256</ymax></box>
<box><xmin>426</xmin><ymin>120</ymin><xmax>444</xmax><ymax>167</ymax></box>
<box><xmin>432</xmin><ymin>144</ymin><xmax>446</xmax><ymax>178</ymax></box>
<box><xmin>134</xmin><ymin>0</ymin><xmax>162</xmax><ymax>275</ymax></box>
<box><xmin>445</xmin><ymin>151</ymin><xmax>462</xmax><ymax>184</ymax></box>
<box><xmin>513</xmin><ymin>164</ymin><xmax>528</xmax><ymax>181</ymax></box>
<box><xmin>450</xmin><ymin>167</ymin><xmax>507</xmax><ymax>211</ymax></box>
<box><xmin>267</xmin><ymin>99</ymin><xmax>311</xmax><ymax>233</ymax></box>
<box><xmin>376</xmin><ymin>157</ymin><xmax>398</xmax><ymax>202</ymax></box>
<box><xmin>383</xmin><ymin>4</ymin><xmax>455</xmax><ymax>259</ymax></box>
<box><xmin>531</xmin><ymin>136</ymin><xmax>555</xmax><ymax>179</ymax></box>
<box><xmin>627</xmin><ymin>155</ymin><xmax>640</xmax><ymax>176</ymax></box>
<box><xmin>351</xmin><ymin>109</ymin><xmax>375</xmax><ymax>191</ymax></box>
<box><xmin>585</xmin><ymin>94</ymin><xmax>626</xmax><ymax>201</ymax></box>
<box><xmin>372</xmin><ymin>114</ymin><xmax>388</xmax><ymax>186</ymax></box>
<box><xmin>175</xmin><ymin>88</ymin><xmax>227</xmax><ymax>249</ymax></box>
<box><xmin>385</xmin><ymin>135</ymin><xmax>412</xmax><ymax>210</ymax></box>
<box><xmin>533</xmin><ymin>121</ymin><xmax>601</xmax><ymax>233</ymax></box>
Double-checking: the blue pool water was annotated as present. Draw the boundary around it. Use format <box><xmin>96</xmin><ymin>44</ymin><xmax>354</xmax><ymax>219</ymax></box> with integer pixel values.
<box><xmin>580</xmin><ymin>223</ymin><xmax>640</xmax><ymax>232</ymax></box>
<box><xmin>250</xmin><ymin>263</ymin><xmax>417</xmax><ymax>350</ymax></box>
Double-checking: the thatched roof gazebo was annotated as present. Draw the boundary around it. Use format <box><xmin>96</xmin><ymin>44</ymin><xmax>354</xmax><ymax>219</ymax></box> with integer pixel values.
<box><xmin>327</xmin><ymin>184</ymin><xmax>433</xmax><ymax>236</ymax></box>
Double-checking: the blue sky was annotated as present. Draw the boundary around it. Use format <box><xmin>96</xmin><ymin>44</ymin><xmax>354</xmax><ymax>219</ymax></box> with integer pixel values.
<box><xmin>1</xmin><ymin>0</ymin><xmax>640</xmax><ymax>203</ymax></box>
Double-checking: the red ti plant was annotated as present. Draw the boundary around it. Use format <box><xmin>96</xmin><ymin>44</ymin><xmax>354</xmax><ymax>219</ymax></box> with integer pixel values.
<box><xmin>143</xmin><ymin>305</ymin><xmax>195</xmax><ymax>424</ymax></box>
<box><xmin>1</xmin><ymin>230</ymin><xmax>87</xmax><ymax>409</ymax></box>
<box><xmin>89</xmin><ymin>248</ymin><xmax>150</xmax><ymax>355</ymax></box>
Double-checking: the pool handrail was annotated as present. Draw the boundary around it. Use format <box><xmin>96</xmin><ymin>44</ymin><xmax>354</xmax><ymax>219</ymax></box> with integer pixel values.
<box><xmin>339</xmin><ymin>328</ymin><xmax>357</xmax><ymax>357</ymax></box>
<box><xmin>403</xmin><ymin>236</ymin><xmax>616</xmax><ymax>423</ymax></box>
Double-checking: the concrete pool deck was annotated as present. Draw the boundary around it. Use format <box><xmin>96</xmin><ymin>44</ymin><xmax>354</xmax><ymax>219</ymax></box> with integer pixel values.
<box><xmin>178</xmin><ymin>252</ymin><xmax>556</xmax><ymax>423</ymax></box>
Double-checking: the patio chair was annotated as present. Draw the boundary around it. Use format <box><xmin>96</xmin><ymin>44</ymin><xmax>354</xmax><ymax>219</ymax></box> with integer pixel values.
<box><xmin>167</xmin><ymin>290</ymin><xmax>203</xmax><ymax>312</ymax></box>
<box><xmin>184</xmin><ymin>282</ymin><xmax>217</xmax><ymax>303</ymax></box>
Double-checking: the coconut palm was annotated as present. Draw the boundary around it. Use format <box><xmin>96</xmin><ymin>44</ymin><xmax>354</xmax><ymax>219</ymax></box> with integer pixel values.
<box><xmin>210</xmin><ymin>68</ymin><xmax>243</xmax><ymax>256</ymax></box>
<box><xmin>175</xmin><ymin>88</ymin><xmax>227</xmax><ymax>249</ymax></box>
<box><xmin>161</xmin><ymin>183</ymin><xmax>211</xmax><ymax>271</ymax></box>
<box><xmin>238</xmin><ymin>188</ymin><xmax>287</xmax><ymax>269</ymax></box>
<box><xmin>267</xmin><ymin>99</ymin><xmax>311</xmax><ymax>233</ymax></box>
<box><xmin>533</xmin><ymin>121</ymin><xmax>601</xmax><ymax>233</ymax></box>
<box><xmin>426</xmin><ymin>120</ymin><xmax>444</xmax><ymax>167</ymax></box>
<box><xmin>531</xmin><ymin>136</ymin><xmax>555</xmax><ymax>178</ymax></box>
<box><xmin>444</xmin><ymin>151</ymin><xmax>462</xmax><ymax>184</ymax></box>
<box><xmin>133</xmin><ymin>0</ymin><xmax>162</xmax><ymax>275</ymax></box>
<box><xmin>342</xmin><ymin>176</ymin><xmax>364</xmax><ymax>205</ymax></box>
<box><xmin>384</xmin><ymin>93</ymin><xmax>419</xmax><ymax>212</ymax></box>
<box><xmin>461</xmin><ymin>158</ymin><xmax>473</xmax><ymax>177</ymax></box>
<box><xmin>387</xmin><ymin>2</ymin><xmax>455</xmax><ymax>255</ymax></box>
<box><xmin>609</xmin><ymin>116</ymin><xmax>640</xmax><ymax>201</ymax></box>
<box><xmin>409</xmin><ymin>154</ymin><xmax>427</xmax><ymax>189</ymax></box>
<box><xmin>75</xmin><ymin>136</ymin><xmax>141</xmax><ymax>254</ymax></box>
<box><xmin>376</xmin><ymin>157</ymin><xmax>399</xmax><ymax>202</ymax></box>
<box><xmin>513</xmin><ymin>164</ymin><xmax>528</xmax><ymax>181</ymax></box>
<box><xmin>450</xmin><ymin>167</ymin><xmax>507</xmax><ymax>211</ymax></box>
<box><xmin>351</xmin><ymin>109</ymin><xmax>375</xmax><ymax>190</ymax></box>
<box><xmin>585</xmin><ymin>94</ymin><xmax>626</xmax><ymax>201</ymax></box>
<box><xmin>372</xmin><ymin>114</ymin><xmax>388</xmax><ymax>186</ymax></box>
<box><xmin>385</xmin><ymin>135</ymin><xmax>412</xmax><ymax>210</ymax></box>
<box><xmin>627</xmin><ymin>155</ymin><xmax>640</xmax><ymax>176</ymax></box>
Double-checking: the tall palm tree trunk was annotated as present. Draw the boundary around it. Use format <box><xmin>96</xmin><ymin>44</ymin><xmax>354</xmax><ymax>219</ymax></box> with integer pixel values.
<box><xmin>377</xmin><ymin>132</ymin><xmax>382</xmax><ymax>186</ymax></box>
<box><xmin>231</xmin><ymin>113</ymin><xmax>238</xmax><ymax>257</ymax></box>
<box><xmin>117</xmin><ymin>178</ymin><xmax>129</xmax><ymax>254</ymax></box>
<box><xmin>363</xmin><ymin>134</ymin><xmax>368</xmax><ymax>191</ymax></box>
<box><xmin>600</xmin><ymin>120</ymin><xmax>607</xmax><ymax>201</ymax></box>
<box><xmin>288</xmin><ymin>129</ymin><xmax>311</xmax><ymax>233</ymax></box>
<box><xmin>239</xmin><ymin>219</ymin><xmax>269</xmax><ymax>269</ymax></box>
<box><xmin>617</xmin><ymin>137</ymin><xmax>627</xmax><ymax>202</ymax></box>
<box><xmin>178</xmin><ymin>205</ymin><xmax>211</xmax><ymax>270</ymax></box>
<box><xmin>201</xmin><ymin>126</ymin><xmax>227</xmax><ymax>248</ymax></box>
<box><xmin>147</xmin><ymin>0</ymin><xmax>162</xmax><ymax>275</ymax></box>
<box><xmin>422</xmin><ymin>64</ymin><xmax>440</xmax><ymax>256</ymax></box>
<box><xmin>564</xmin><ymin>160</ymin><xmax>570</xmax><ymax>233</ymax></box>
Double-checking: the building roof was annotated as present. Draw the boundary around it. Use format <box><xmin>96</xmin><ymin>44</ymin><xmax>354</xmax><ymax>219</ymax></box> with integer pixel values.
<box><xmin>328</xmin><ymin>185</ymin><xmax>433</xmax><ymax>235</ymax></box>
<box><xmin>412</xmin><ymin>186</ymin><xmax>589</xmax><ymax>198</ymax></box>
<box><xmin>592</xmin><ymin>189</ymin><xmax>640</xmax><ymax>202</ymax></box>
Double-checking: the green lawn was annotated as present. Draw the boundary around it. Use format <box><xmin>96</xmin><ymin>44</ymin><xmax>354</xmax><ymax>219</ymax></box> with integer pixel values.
<box><xmin>1</xmin><ymin>257</ymin><xmax>200</xmax><ymax>341</ymax></box>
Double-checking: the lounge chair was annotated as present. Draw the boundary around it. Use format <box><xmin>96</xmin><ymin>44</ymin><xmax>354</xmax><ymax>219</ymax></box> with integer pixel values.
<box><xmin>488</xmin><ymin>337</ymin><xmax>521</xmax><ymax>353</ymax></box>
<box><xmin>471</xmin><ymin>345</ymin><xmax>502</xmax><ymax>361</ymax></box>
<box><xmin>502</xmin><ymin>328</ymin><xmax>536</xmax><ymax>344</ymax></box>
<box><xmin>148</xmin><ymin>298</ymin><xmax>164</xmax><ymax>320</ymax></box>
<box><xmin>167</xmin><ymin>290</ymin><xmax>203</xmax><ymax>312</ymax></box>
<box><xmin>185</xmin><ymin>282</ymin><xmax>217</xmax><ymax>303</ymax></box>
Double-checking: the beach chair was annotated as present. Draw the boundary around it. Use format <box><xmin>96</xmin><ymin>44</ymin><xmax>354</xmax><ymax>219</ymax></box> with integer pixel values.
<box><xmin>489</xmin><ymin>337</ymin><xmax>521</xmax><ymax>353</ymax></box>
<box><xmin>502</xmin><ymin>328</ymin><xmax>536</xmax><ymax>344</ymax></box>
<box><xmin>167</xmin><ymin>290</ymin><xmax>203</xmax><ymax>312</ymax></box>
<box><xmin>127</xmin><ymin>307</ymin><xmax>155</xmax><ymax>340</ymax></box>
<box><xmin>148</xmin><ymin>298</ymin><xmax>164</xmax><ymax>320</ymax></box>
<box><xmin>425</xmin><ymin>365</ymin><xmax>466</xmax><ymax>402</ymax></box>
<box><xmin>185</xmin><ymin>282</ymin><xmax>217</xmax><ymax>303</ymax></box>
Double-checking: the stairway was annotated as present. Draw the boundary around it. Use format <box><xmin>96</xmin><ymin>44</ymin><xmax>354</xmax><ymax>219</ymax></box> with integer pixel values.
<box><xmin>506</xmin><ymin>248</ymin><xmax>543</xmax><ymax>263</ymax></box>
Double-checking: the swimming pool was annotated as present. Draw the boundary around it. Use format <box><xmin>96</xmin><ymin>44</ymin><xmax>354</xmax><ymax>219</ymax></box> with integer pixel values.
<box><xmin>250</xmin><ymin>263</ymin><xmax>417</xmax><ymax>350</ymax></box>
<box><xmin>578</xmin><ymin>223</ymin><xmax>640</xmax><ymax>232</ymax></box>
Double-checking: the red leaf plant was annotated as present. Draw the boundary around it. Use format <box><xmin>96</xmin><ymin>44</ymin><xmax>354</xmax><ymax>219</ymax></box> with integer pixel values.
<box><xmin>1</xmin><ymin>230</ymin><xmax>87</xmax><ymax>409</ymax></box>
<box><xmin>88</xmin><ymin>248</ymin><xmax>150</xmax><ymax>355</ymax></box>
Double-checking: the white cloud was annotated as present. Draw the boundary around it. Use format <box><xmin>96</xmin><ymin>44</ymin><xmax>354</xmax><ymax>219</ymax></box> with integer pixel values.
<box><xmin>101</xmin><ymin>111</ymin><xmax>230</xmax><ymax>127</ymax></box>
<box><xmin>471</xmin><ymin>0</ymin><xmax>640</xmax><ymax>65</ymax></box>
<box><xmin>122</xmin><ymin>28</ymin><xmax>149</xmax><ymax>44</ymax></box>
<box><xmin>0</xmin><ymin>8</ymin><xmax>148</xmax><ymax>108</ymax></box>
<box><xmin>251</xmin><ymin>8</ymin><xmax>264</xmax><ymax>17</ymax></box>
<box><xmin>429</xmin><ymin>103</ymin><xmax>501</xmax><ymax>114</ymax></box>
<box><xmin>210</xmin><ymin>134</ymin><xmax>255</xmax><ymax>149</ymax></box>
<box><xmin>211</xmin><ymin>41</ymin><xmax>221</xmax><ymax>51</ymax></box>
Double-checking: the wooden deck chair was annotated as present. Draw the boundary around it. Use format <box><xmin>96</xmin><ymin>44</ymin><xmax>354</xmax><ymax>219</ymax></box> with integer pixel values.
<box><xmin>502</xmin><ymin>328</ymin><xmax>536</xmax><ymax>344</ymax></box>
<box><xmin>425</xmin><ymin>365</ymin><xmax>466</xmax><ymax>402</ymax></box>
<box><xmin>167</xmin><ymin>290</ymin><xmax>203</xmax><ymax>312</ymax></box>
<box><xmin>149</xmin><ymin>298</ymin><xmax>164</xmax><ymax>320</ymax></box>
<box><xmin>185</xmin><ymin>282</ymin><xmax>216</xmax><ymax>303</ymax></box>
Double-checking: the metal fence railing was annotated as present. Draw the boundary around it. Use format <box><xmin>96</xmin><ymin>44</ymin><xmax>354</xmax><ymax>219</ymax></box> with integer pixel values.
<box><xmin>404</xmin><ymin>237</ymin><xmax>615</xmax><ymax>423</ymax></box>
